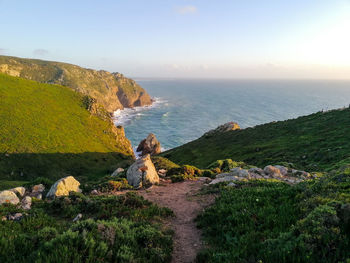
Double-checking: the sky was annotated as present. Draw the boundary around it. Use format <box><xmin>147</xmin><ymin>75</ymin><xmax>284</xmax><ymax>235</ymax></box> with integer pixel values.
<box><xmin>1</xmin><ymin>0</ymin><xmax>350</xmax><ymax>79</ymax></box>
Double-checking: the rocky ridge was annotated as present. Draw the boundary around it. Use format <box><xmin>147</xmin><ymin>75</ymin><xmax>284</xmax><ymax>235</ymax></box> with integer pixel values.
<box><xmin>209</xmin><ymin>164</ymin><xmax>314</xmax><ymax>185</ymax></box>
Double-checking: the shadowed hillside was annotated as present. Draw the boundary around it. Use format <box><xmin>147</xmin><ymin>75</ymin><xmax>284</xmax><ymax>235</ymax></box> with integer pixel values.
<box><xmin>0</xmin><ymin>73</ymin><xmax>134</xmax><ymax>183</ymax></box>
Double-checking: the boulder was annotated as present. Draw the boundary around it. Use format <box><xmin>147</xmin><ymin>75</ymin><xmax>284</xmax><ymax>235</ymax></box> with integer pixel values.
<box><xmin>111</xmin><ymin>168</ymin><xmax>124</xmax><ymax>177</ymax></box>
<box><xmin>209</xmin><ymin>176</ymin><xmax>239</xmax><ymax>185</ymax></box>
<box><xmin>264</xmin><ymin>165</ymin><xmax>282</xmax><ymax>177</ymax></box>
<box><xmin>10</xmin><ymin>187</ymin><xmax>26</xmax><ymax>197</ymax></box>
<box><xmin>21</xmin><ymin>196</ymin><xmax>32</xmax><ymax>210</ymax></box>
<box><xmin>32</xmin><ymin>184</ymin><xmax>45</xmax><ymax>193</ymax></box>
<box><xmin>274</xmin><ymin>165</ymin><xmax>288</xmax><ymax>176</ymax></box>
<box><xmin>126</xmin><ymin>154</ymin><xmax>159</xmax><ymax>188</ymax></box>
<box><xmin>203</xmin><ymin>122</ymin><xmax>240</xmax><ymax>137</ymax></box>
<box><xmin>230</xmin><ymin>167</ymin><xmax>249</xmax><ymax>177</ymax></box>
<box><xmin>46</xmin><ymin>176</ymin><xmax>81</xmax><ymax>198</ymax></box>
<box><xmin>137</xmin><ymin>133</ymin><xmax>162</xmax><ymax>156</ymax></box>
<box><xmin>0</xmin><ymin>190</ymin><xmax>20</xmax><ymax>205</ymax></box>
<box><xmin>248</xmin><ymin>167</ymin><xmax>264</xmax><ymax>175</ymax></box>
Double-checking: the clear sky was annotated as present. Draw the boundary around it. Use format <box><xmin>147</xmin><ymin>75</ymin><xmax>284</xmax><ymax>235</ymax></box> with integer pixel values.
<box><xmin>1</xmin><ymin>0</ymin><xmax>350</xmax><ymax>79</ymax></box>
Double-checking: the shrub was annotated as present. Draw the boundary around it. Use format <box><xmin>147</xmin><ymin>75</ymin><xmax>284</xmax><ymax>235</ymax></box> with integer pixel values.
<box><xmin>151</xmin><ymin>156</ymin><xmax>180</xmax><ymax>171</ymax></box>
<box><xmin>0</xmin><ymin>192</ymin><xmax>173</xmax><ymax>263</ymax></box>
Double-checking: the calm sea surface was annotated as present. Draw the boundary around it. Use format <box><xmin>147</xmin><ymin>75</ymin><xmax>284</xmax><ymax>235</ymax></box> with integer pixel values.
<box><xmin>113</xmin><ymin>79</ymin><xmax>350</xmax><ymax>151</ymax></box>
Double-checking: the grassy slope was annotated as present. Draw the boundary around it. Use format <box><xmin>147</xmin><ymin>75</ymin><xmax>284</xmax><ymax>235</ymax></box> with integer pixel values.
<box><xmin>0</xmin><ymin>73</ymin><xmax>133</xmax><ymax>184</ymax></box>
<box><xmin>162</xmin><ymin>108</ymin><xmax>350</xmax><ymax>171</ymax></box>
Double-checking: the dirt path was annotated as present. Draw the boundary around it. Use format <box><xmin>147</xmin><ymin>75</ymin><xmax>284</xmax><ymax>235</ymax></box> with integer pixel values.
<box><xmin>138</xmin><ymin>178</ymin><xmax>215</xmax><ymax>263</ymax></box>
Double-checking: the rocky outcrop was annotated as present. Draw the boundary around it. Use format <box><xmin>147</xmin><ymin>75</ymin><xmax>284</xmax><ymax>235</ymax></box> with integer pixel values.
<box><xmin>209</xmin><ymin>165</ymin><xmax>313</xmax><ymax>185</ymax></box>
<box><xmin>46</xmin><ymin>176</ymin><xmax>81</xmax><ymax>198</ymax></box>
<box><xmin>203</xmin><ymin>122</ymin><xmax>240</xmax><ymax>137</ymax></box>
<box><xmin>137</xmin><ymin>133</ymin><xmax>162</xmax><ymax>156</ymax></box>
<box><xmin>0</xmin><ymin>55</ymin><xmax>153</xmax><ymax>112</ymax></box>
<box><xmin>0</xmin><ymin>190</ymin><xmax>20</xmax><ymax>205</ymax></box>
<box><xmin>112</xmin><ymin>125</ymin><xmax>134</xmax><ymax>157</ymax></box>
<box><xmin>127</xmin><ymin>154</ymin><xmax>159</xmax><ymax>188</ymax></box>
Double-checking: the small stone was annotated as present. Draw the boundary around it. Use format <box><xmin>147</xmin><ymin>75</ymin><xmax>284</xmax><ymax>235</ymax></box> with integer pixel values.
<box><xmin>111</xmin><ymin>168</ymin><xmax>124</xmax><ymax>177</ymax></box>
<box><xmin>227</xmin><ymin>182</ymin><xmax>237</xmax><ymax>187</ymax></box>
<box><xmin>90</xmin><ymin>189</ymin><xmax>99</xmax><ymax>195</ymax></box>
<box><xmin>73</xmin><ymin>213</ymin><xmax>82</xmax><ymax>222</ymax></box>
<box><xmin>21</xmin><ymin>196</ymin><xmax>32</xmax><ymax>210</ymax></box>
<box><xmin>9</xmin><ymin>213</ymin><xmax>23</xmax><ymax>221</ymax></box>
<box><xmin>158</xmin><ymin>169</ymin><xmax>167</xmax><ymax>176</ymax></box>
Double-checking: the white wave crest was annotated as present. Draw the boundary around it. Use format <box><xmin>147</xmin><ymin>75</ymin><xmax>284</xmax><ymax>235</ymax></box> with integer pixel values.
<box><xmin>113</xmin><ymin>97</ymin><xmax>166</xmax><ymax>126</ymax></box>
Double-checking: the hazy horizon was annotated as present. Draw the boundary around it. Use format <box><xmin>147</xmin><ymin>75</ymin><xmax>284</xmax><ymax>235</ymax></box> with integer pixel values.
<box><xmin>1</xmin><ymin>0</ymin><xmax>350</xmax><ymax>79</ymax></box>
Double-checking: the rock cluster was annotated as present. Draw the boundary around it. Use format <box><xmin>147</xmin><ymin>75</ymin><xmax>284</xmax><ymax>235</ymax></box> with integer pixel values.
<box><xmin>127</xmin><ymin>154</ymin><xmax>159</xmax><ymax>188</ymax></box>
<box><xmin>0</xmin><ymin>176</ymin><xmax>82</xmax><ymax>221</ymax></box>
<box><xmin>203</xmin><ymin>122</ymin><xmax>240</xmax><ymax>137</ymax></box>
<box><xmin>210</xmin><ymin>165</ymin><xmax>313</xmax><ymax>185</ymax></box>
<box><xmin>137</xmin><ymin>133</ymin><xmax>162</xmax><ymax>156</ymax></box>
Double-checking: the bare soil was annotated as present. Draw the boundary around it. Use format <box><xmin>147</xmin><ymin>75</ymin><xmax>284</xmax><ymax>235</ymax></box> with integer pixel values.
<box><xmin>138</xmin><ymin>178</ymin><xmax>215</xmax><ymax>263</ymax></box>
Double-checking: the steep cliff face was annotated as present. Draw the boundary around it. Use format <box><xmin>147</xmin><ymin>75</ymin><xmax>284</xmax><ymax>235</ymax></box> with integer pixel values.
<box><xmin>0</xmin><ymin>56</ymin><xmax>153</xmax><ymax>112</ymax></box>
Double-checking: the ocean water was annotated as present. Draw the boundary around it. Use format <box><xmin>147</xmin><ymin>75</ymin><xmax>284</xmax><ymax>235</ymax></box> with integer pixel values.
<box><xmin>113</xmin><ymin>79</ymin><xmax>350</xmax><ymax>151</ymax></box>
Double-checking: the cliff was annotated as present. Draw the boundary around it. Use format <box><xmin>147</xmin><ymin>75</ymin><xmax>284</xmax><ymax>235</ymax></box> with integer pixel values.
<box><xmin>0</xmin><ymin>55</ymin><xmax>153</xmax><ymax>112</ymax></box>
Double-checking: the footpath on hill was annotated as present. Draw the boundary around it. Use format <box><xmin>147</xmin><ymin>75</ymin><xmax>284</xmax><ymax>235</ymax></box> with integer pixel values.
<box><xmin>138</xmin><ymin>178</ymin><xmax>215</xmax><ymax>263</ymax></box>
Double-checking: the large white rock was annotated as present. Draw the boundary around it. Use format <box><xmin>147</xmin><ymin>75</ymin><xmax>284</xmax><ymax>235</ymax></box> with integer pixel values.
<box><xmin>46</xmin><ymin>176</ymin><xmax>81</xmax><ymax>198</ymax></box>
<box><xmin>0</xmin><ymin>190</ymin><xmax>20</xmax><ymax>205</ymax></box>
<box><xmin>127</xmin><ymin>154</ymin><xmax>159</xmax><ymax>188</ymax></box>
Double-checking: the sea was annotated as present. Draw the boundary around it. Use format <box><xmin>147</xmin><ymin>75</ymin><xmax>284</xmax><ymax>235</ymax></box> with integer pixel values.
<box><xmin>113</xmin><ymin>79</ymin><xmax>350</xmax><ymax>151</ymax></box>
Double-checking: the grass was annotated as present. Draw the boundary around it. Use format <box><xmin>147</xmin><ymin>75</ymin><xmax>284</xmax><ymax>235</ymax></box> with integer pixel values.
<box><xmin>196</xmin><ymin>173</ymin><xmax>350</xmax><ymax>263</ymax></box>
<box><xmin>0</xmin><ymin>73</ymin><xmax>133</xmax><ymax>182</ymax></box>
<box><xmin>0</xmin><ymin>192</ymin><xmax>173</xmax><ymax>263</ymax></box>
<box><xmin>162</xmin><ymin>107</ymin><xmax>350</xmax><ymax>172</ymax></box>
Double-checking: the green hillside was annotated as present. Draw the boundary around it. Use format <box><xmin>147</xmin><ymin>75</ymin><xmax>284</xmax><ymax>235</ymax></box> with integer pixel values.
<box><xmin>0</xmin><ymin>55</ymin><xmax>152</xmax><ymax>112</ymax></box>
<box><xmin>162</xmin><ymin>108</ymin><xmax>350</xmax><ymax>171</ymax></box>
<box><xmin>0</xmin><ymin>73</ymin><xmax>133</xmax><ymax>184</ymax></box>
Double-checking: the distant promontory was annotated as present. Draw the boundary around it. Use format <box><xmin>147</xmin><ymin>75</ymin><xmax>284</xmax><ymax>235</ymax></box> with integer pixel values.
<box><xmin>0</xmin><ymin>55</ymin><xmax>153</xmax><ymax>112</ymax></box>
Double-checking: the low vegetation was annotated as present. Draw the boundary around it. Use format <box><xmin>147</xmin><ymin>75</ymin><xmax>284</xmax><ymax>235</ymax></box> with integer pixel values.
<box><xmin>196</xmin><ymin>167</ymin><xmax>350</xmax><ymax>262</ymax></box>
<box><xmin>0</xmin><ymin>192</ymin><xmax>173</xmax><ymax>263</ymax></box>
